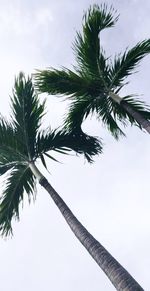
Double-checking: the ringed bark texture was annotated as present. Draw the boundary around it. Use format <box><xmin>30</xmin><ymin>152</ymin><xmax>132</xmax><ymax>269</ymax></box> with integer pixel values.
<box><xmin>39</xmin><ymin>176</ymin><xmax>143</xmax><ymax>291</ymax></box>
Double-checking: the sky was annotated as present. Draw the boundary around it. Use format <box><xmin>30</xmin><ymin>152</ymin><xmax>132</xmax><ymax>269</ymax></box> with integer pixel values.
<box><xmin>0</xmin><ymin>0</ymin><xmax>150</xmax><ymax>290</ymax></box>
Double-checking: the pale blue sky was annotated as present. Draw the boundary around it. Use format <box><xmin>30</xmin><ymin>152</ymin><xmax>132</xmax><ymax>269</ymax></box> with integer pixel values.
<box><xmin>0</xmin><ymin>1</ymin><xmax>150</xmax><ymax>290</ymax></box>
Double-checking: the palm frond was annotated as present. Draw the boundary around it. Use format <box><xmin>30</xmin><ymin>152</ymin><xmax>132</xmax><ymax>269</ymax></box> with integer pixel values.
<box><xmin>39</xmin><ymin>153</ymin><xmax>49</xmax><ymax>170</ymax></box>
<box><xmin>109</xmin><ymin>39</ymin><xmax>150</xmax><ymax>90</ymax></box>
<box><xmin>73</xmin><ymin>4</ymin><xmax>117</xmax><ymax>86</ymax></box>
<box><xmin>0</xmin><ymin>116</ymin><xmax>27</xmax><ymax>162</ymax></box>
<box><xmin>0</xmin><ymin>161</ymin><xmax>27</xmax><ymax>176</ymax></box>
<box><xmin>36</xmin><ymin>128</ymin><xmax>102</xmax><ymax>163</ymax></box>
<box><xmin>74</xmin><ymin>32</ymin><xmax>110</xmax><ymax>86</ymax></box>
<box><xmin>95</xmin><ymin>96</ymin><xmax>125</xmax><ymax>139</ymax></box>
<box><xmin>65</xmin><ymin>94</ymin><xmax>125</xmax><ymax>139</ymax></box>
<box><xmin>83</xmin><ymin>4</ymin><xmax>119</xmax><ymax>32</ymax></box>
<box><xmin>64</xmin><ymin>95</ymin><xmax>93</xmax><ymax>131</ymax></box>
<box><xmin>0</xmin><ymin>165</ymin><xmax>36</xmax><ymax>237</ymax></box>
<box><xmin>11</xmin><ymin>72</ymin><xmax>45</xmax><ymax>159</ymax></box>
<box><xmin>35</xmin><ymin>68</ymin><xmax>94</xmax><ymax>97</ymax></box>
<box><xmin>67</xmin><ymin>130</ymin><xmax>103</xmax><ymax>162</ymax></box>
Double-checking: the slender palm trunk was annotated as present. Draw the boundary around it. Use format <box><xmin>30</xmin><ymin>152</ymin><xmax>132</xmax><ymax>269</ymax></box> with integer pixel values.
<box><xmin>109</xmin><ymin>92</ymin><xmax>150</xmax><ymax>134</ymax></box>
<box><xmin>29</xmin><ymin>162</ymin><xmax>143</xmax><ymax>291</ymax></box>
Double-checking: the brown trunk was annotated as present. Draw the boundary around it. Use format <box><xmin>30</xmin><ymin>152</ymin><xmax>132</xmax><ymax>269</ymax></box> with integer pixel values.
<box><xmin>121</xmin><ymin>100</ymin><xmax>150</xmax><ymax>134</ymax></box>
<box><xmin>109</xmin><ymin>91</ymin><xmax>150</xmax><ymax>134</ymax></box>
<box><xmin>39</xmin><ymin>176</ymin><xmax>144</xmax><ymax>291</ymax></box>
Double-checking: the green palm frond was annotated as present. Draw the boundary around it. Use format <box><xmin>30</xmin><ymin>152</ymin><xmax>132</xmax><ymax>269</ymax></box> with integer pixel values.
<box><xmin>0</xmin><ymin>116</ymin><xmax>27</xmax><ymax>162</ymax></box>
<box><xmin>65</xmin><ymin>94</ymin><xmax>125</xmax><ymax>139</ymax></box>
<box><xmin>36</xmin><ymin>128</ymin><xmax>102</xmax><ymax>163</ymax></box>
<box><xmin>64</xmin><ymin>95</ymin><xmax>93</xmax><ymax>130</ymax></box>
<box><xmin>83</xmin><ymin>4</ymin><xmax>119</xmax><ymax>32</ymax></box>
<box><xmin>95</xmin><ymin>96</ymin><xmax>125</xmax><ymax>138</ymax></box>
<box><xmin>109</xmin><ymin>39</ymin><xmax>150</xmax><ymax>90</ymax></box>
<box><xmin>68</xmin><ymin>130</ymin><xmax>103</xmax><ymax>162</ymax></box>
<box><xmin>74</xmin><ymin>31</ymin><xmax>110</xmax><ymax>86</ymax></box>
<box><xmin>0</xmin><ymin>162</ymin><xmax>18</xmax><ymax>175</ymax></box>
<box><xmin>73</xmin><ymin>4</ymin><xmax>117</xmax><ymax>85</ymax></box>
<box><xmin>11</xmin><ymin>72</ymin><xmax>45</xmax><ymax>159</ymax></box>
<box><xmin>35</xmin><ymin>68</ymin><xmax>109</xmax><ymax>102</ymax></box>
<box><xmin>35</xmin><ymin>68</ymin><xmax>94</xmax><ymax>97</ymax></box>
<box><xmin>0</xmin><ymin>165</ymin><xmax>35</xmax><ymax>237</ymax></box>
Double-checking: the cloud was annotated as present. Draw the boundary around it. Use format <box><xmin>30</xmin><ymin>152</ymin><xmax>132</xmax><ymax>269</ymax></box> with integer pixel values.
<box><xmin>0</xmin><ymin>3</ymin><xmax>53</xmax><ymax>36</ymax></box>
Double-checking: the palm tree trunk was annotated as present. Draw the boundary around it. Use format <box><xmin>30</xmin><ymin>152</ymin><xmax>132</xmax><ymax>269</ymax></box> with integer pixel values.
<box><xmin>109</xmin><ymin>92</ymin><xmax>150</xmax><ymax>134</ymax></box>
<box><xmin>29</xmin><ymin>162</ymin><xmax>143</xmax><ymax>291</ymax></box>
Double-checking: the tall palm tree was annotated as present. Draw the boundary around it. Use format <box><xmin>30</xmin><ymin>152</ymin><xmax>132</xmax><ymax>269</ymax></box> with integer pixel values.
<box><xmin>35</xmin><ymin>4</ymin><xmax>150</xmax><ymax>139</ymax></box>
<box><xmin>0</xmin><ymin>73</ymin><xmax>143</xmax><ymax>290</ymax></box>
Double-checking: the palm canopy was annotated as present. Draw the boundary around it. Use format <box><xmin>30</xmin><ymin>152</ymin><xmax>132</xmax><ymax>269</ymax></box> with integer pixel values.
<box><xmin>0</xmin><ymin>73</ymin><xmax>102</xmax><ymax>237</ymax></box>
<box><xmin>35</xmin><ymin>4</ymin><xmax>150</xmax><ymax>139</ymax></box>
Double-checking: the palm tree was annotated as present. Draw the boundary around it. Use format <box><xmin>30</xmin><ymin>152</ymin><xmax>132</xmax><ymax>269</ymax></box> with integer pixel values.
<box><xmin>0</xmin><ymin>73</ymin><xmax>143</xmax><ymax>290</ymax></box>
<box><xmin>35</xmin><ymin>4</ymin><xmax>150</xmax><ymax>139</ymax></box>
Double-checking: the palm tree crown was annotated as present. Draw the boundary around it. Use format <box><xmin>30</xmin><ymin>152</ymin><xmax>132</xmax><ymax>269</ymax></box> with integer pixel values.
<box><xmin>0</xmin><ymin>73</ymin><xmax>102</xmax><ymax>237</ymax></box>
<box><xmin>35</xmin><ymin>4</ymin><xmax>150</xmax><ymax>139</ymax></box>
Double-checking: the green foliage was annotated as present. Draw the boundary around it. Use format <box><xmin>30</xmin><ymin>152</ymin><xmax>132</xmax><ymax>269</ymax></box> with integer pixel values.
<box><xmin>65</xmin><ymin>94</ymin><xmax>125</xmax><ymax>140</ymax></box>
<box><xmin>11</xmin><ymin>72</ymin><xmax>45</xmax><ymax>159</ymax></box>
<box><xmin>73</xmin><ymin>4</ymin><xmax>118</xmax><ymax>84</ymax></box>
<box><xmin>0</xmin><ymin>72</ymin><xmax>101</xmax><ymax>237</ymax></box>
<box><xmin>109</xmin><ymin>40</ymin><xmax>150</xmax><ymax>90</ymax></box>
<box><xmin>0</xmin><ymin>166</ymin><xmax>35</xmax><ymax>236</ymax></box>
<box><xmin>83</xmin><ymin>4</ymin><xmax>119</xmax><ymax>32</ymax></box>
<box><xmin>35</xmin><ymin>4</ymin><xmax>150</xmax><ymax>139</ymax></box>
<box><xmin>36</xmin><ymin>128</ymin><xmax>102</xmax><ymax>163</ymax></box>
<box><xmin>0</xmin><ymin>117</ymin><xmax>27</xmax><ymax>162</ymax></box>
<box><xmin>35</xmin><ymin>68</ymin><xmax>97</xmax><ymax>97</ymax></box>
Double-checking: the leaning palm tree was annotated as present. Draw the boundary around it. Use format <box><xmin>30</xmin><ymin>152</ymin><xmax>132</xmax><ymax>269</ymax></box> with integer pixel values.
<box><xmin>0</xmin><ymin>73</ymin><xmax>143</xmax><ymax>290</ymax></box>
<box><xmin>35</xmin><ymin>4</ymin><xmax>150</xmax><ymax>139</ymax></box>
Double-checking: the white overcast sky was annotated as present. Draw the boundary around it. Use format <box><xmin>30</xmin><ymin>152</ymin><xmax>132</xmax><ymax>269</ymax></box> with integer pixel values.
<box><xmin>0</xmin><ymin>0</ymin><xmax>150</xmax><ymax>290</ymax></box>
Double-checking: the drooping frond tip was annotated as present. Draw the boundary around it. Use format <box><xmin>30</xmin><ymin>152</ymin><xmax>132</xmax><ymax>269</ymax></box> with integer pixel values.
<box><xmin>36</xmin><ymin>127</ymin><xmax>103</xmax><ymax>164</ymax></box>
<box><xmin>83</xmin><ymin>4</ymin><xmax>119</xmax><ymax>32</ymax></box>
<box><xmin>0</xmin><ymin>166</ymin><xmax>36</xmax><ymax>237</ymax></box>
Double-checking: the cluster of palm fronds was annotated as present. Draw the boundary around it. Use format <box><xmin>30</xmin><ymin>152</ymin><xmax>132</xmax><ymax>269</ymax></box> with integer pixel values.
<box><xmin>0</xmin><ymin>73</ymin><xmax>102</xmax><ymax>236</ymax></box>
<box><xmin>35</xmin><ymin>4</ymin><xmax>150</xmax><ymax>139</ymax></box>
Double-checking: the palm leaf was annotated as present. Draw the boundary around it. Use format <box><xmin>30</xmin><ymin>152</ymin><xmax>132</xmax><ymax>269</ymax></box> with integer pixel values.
<box><xmin>40</xmin><ymin>154</ymin><xmax>48</xmax><ymax>169</ymax></box>
<box><xmin>36</xmin><ymin>128</ymin><xmax>102</xmax><ymax>163</ymax></box>
<box><xmin>83</xmin><ymin>4</ymin><xmax>119</xmax><ymax>32</ymax></box>
<box><xmin>64</xmin><ymin>94</ymin><xmax>93</xmax><ymax>131</ymax></box>
<box><xmin>44</xmin><ymin>152</ymin><xmax>60</xmax><ymax>163</ymax></box>
<box><xmin>95</xmin><ymin>96</ymin><xmax>125</xmax><ymax>138</ymax></box>
<box><xmin>67</xmin><ymin>130</ymin><xmax>103</xmax><ymax>162</ymax></box>
<box><xmin>35</xmin><ymin>68</ymin><xmax>97</xmax><ymax>97</ymax></box>
<box><xmin>109</xmin><ymin>39</ymin><xmax>150</xmax><ymax>90</ymax></box>
<box><xmin>11</xmin><ymin>72</ymin><xmax>45</xmax><ymax>159</ymax></box>
<box><xmin>0</xmin><ymin>116</ymin><xmax>27</xmax><ymax>162</ymax></box>
<box><xmin>65</xmin><ymin>93</ymin><xmax>125</xmax><ymax>139</ymax></box>
<box><xmin>0</xmin><ymin>165</ymin><xmax>35</xmax><ymax>237</ymax></box>
<box><xmin>73</xmin><ymin>4</ymin><xmax>117</xmax><ymax>86</ymax></box>
<box><xmin>0</xmin><ymin>161</ymin><xmax>28</xmax><ymax>176</ymax></box>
